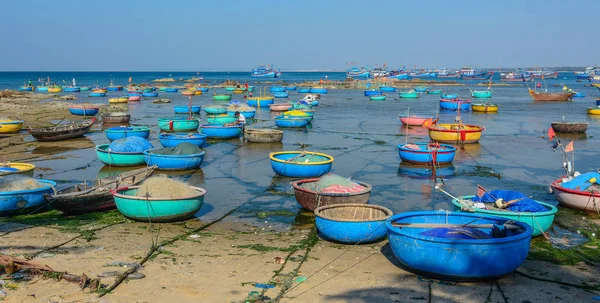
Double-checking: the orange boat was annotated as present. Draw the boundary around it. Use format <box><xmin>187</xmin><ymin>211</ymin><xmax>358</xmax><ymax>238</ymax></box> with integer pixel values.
<box><xmin>528</xmin><ymin>88</ymin><xmax>572</xmax><ymax>102</ymax></box>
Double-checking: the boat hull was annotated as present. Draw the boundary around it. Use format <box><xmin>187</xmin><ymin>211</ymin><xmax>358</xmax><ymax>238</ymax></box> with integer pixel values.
<box><xmin>550</xmin><ymin>122</ymin><xmax>588</xmax><ymax>133</ymax></box>
<box><xmin>291</xmin><ymin>179</ymin><xmax>371</xmax><ymax>211</ymax></box>
<box><xmin>203</xmin><ymin>105</ymin><xmax>227</xmax><ymax>115</ymax></box>
<box><xmin>310</xmin><ymin>88</ymin><xmax>327</xmax><ymax>94</ymax></box>
<box><xmin>247</xmin><ymin>97</ymin><xmax>274</xmax><ymax>107</ymax></box>
<box><xmin>113</xmin><ymin>186</ymin><xmax>205</xmax><ymax>222</ymax></box>
<box><xmin>399</xmin><ymin>115</ymin><xmax>431</xmax><ymax>126</ymax></box>
<box><xmin>96</xmin><ymin>144</ymin><xmax>146</xmax><ymax>166</ymax></box>
<box><xmin>275</xmin><ymin>117</ymin><xmax>310</xmax><ymax>128</ymax></box>
<box><xmin>159</xmin><ymin>133</ymin><xmax>207</xmax><ymax>148</ymax></box>
<box><xmin>30</xmin><ymin>119</ymin><xmax>95</xmax><ymax>141</ymax></box>
<box><xmin>471</xmin><ymin>104</ymin><xmax>498</xmax><ymax>113</ymax></box>
<box><xmin>471</xmin><ymin>91</ymin><xmax>492</xmax><ymax>98</ymax></box>
<box><xmin>174</xmin><ymin>106</ymin><xmax>201</xmax><ymax>114</ymax></box>
<box><xmin>0</xmin><ymin>180</ymin><xmax>56</xmax><ymax>216</ymax></box>
<box><xmin>399</xmin><ymin>92</ymin><xmax>418</xmax><ymax>98</ymax></box>
<box><xmin>315</xmin><ymin>204</ymin><xmax>392</xmax><ymax>244</ymax></box>
<box><xmin>199</xmin><ymin>124</ymin><xmax>242</xmax><ymax>139</ymax></box>
<box><xmin>105</xmin><ymin>126</ymin><xmax>150</xmax><ymax>141</ymax></box>
<box><xmin>243</xmin><ymin>128</ymin><xmax>283</xmax><ymax>143</ymax></box>
<box><xmin>428</xmin><ymin>124</ymin><xmax>484</xmax><ymax>144</ymax></box>
<box><xmin>226</xmin><ymin>110</ymin><xmax>256</xmax><ymax>119</ymax></box>
<box><xmin>157</xmin><ymin>118</ymin><xmax>200</xmax><ymax>132</ymax></box>
<box><xmin>0</xmin><ymin>163</ymin><xmax>35</xmax><ymax>177</ymax></box>
<box><xmin>551</xmin><ymin>179</ymin><xmax>600</xmax><ymax>213</ymax></box>
<box><xmin>206</xmin><ymin>115</ymin><xmax>237</xmax><ymax>125</ymax></box>
<box><xmin>144</xmin><ymin>150</ymin><xmax>205</xmax><ymax>170</ymax></box>
<box><xmin>398</xmin><ymin>142</ymin><xmax>457</xmax><ymax>165</ymax></box>
<box><xmin>269</xmin><ymin>151</ymin><xmax>333</xmax><ymax>178</ymax></box>
<box><xmin>69</xmin><ymin>106</ymin><xmax>99</xmax><ymax>116</ymax></box>
<box><xmin>439</xmin><ymin>99</ymin><xmax>471</xmax><ymax>111</ymax></box>
<box><xmin>269</xmin><ymin>103</ymin><xmax>293</xmax><ymax>112</ymax></box>
<box><xmin>0</xmin><ymin>120</ymin><xmax>24</xmax><ymax>133</ymax></box>
<box><xmin>101</xmin><ymin>113</ymin><xmax>131</xmax><ymax>123</ymax></box>
<box><xmin>529</xmin><ymin>89</ymin><xmax>572</xmax><ymax>101</ymax></box>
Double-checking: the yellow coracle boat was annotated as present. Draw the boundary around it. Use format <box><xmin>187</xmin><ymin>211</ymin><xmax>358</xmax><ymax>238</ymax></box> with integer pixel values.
<box><xmin>233</xmin><ymin>89</ymin><xmax>245</xmax><ymax>94</ymax></box>
<box><xmin>0</xmin><ymin>119</ymin><xmax>24</xmax><ymax>133</ymax></box>
<box><xmin>587</xmin><ymin>107</ymin><xmax>600</xmax><ymax>115</ymax></box>
<box><xmin>0</xmin><ymin>162</ymin><xmax>35</xmax><ymax>176</ymax></box>
<box><xmin>93</xmin><ymin>88</ymin><xmax>107</xmax><ymax>93</ymax></box>
<box><xmin>109</xmin><ymin>96</ymin><xmax>129</xmax><ymax>103</ymax></box>
<box><xmin>472</xmin><ymin>103</ymin><xmax>498</xmax><ymax>113</ymax></box>
<box><xmin>48</xmin><ymin>86</ymin><xmax>62</xmax><ymax>93</ymax></box>
<box><xmin>427</xmin><ymin>123</ymin><xmax>485</xmax><ymax>144</ymax></box>
<box><xmin>194</xmin><ymin>90</ymin><xmax>203</xmax><ymax>95</ymax></box>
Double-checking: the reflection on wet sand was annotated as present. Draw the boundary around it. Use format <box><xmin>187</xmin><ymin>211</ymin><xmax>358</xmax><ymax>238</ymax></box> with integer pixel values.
<box><xmin>101</xmin><ymin>122</ymin><xmax>130</xmax><ymax>130</ymax></box>
<box><xmin>399</xmin><ymin>125</ymin><xmax>428</xmax><ymax>137</ymax></box>
<box><xmin>453</xmin><ymin>143</ymin><xmax>482</xmax><ymax>160</ymax></box>
<box><xmin>98</xmin><ymin>165</ymin><xmax>205</xmax><ymax>184</ymax></box>
<box><xmin>31</xmin><ymin>137</ymin><xmax>95</xmax><ymax>154</ymax></box>
<box><xmin>553</xmin><ymin>132</ymin><xmax>588</xmax><ymax>141</ymax></box>
<box><xmin>292</xmin><ymin>208</ymin><xmax>315</xmax><ymax>230</ymax></box>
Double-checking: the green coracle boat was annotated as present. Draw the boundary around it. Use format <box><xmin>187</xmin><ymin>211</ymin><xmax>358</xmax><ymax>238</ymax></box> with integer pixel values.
<box><xmin>452</xmin><ymin>195</ymin><xmax>557</xmax><ymax>237</ymax></box>
<box><xmin>471</xmin><ymin>90</ymin><xmax>492</xmax><ymax>98</ymax></box>
<box><xmin>206</xmin><ymin>115</ymin><xmax>237</xmax><ymax>125</ymax></box>
<box><xmin>399</xmin><ymin>90</ymin><xmax>419</xmax><ymax>98</ymax></box>
<box><xmin>427</xmin><ymin>89</ymin><xmax>442</xmax><ymax>94</ymax></box>
<box><xmin>213</xmin><ymin>94</ymin><xmax>232</xmax><ymax>102</ymax></box>
<box><xmin>157</xmin><ymin>118</ymin><xmax>200</xmax><ymax>132</ymax></box>
<box><xmin>112</xmin><ymin>186</ymin><xmax>206</xmax><ymax>222</ymax></box>
<box><xmin>96</xmin><ymin>144</ymin><xmax>146</xmax><ymax>166</ymax></box>
<box><xmin>369</xmin><ymin>95</ymin><xmax>387</xmax><ymax>101</ymax></box>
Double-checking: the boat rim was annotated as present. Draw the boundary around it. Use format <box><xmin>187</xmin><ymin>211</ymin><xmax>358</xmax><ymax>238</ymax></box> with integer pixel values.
<box><xmin>96</xmin><ymin>144</ymin><xmax>146</xmax><ymax>155</ymax></box>
<box><xmin>427</xmin><ymin>124</ymin><xmax>485</xmax><ymax>132</ymax></box>
<box><xmin>159</xmin><ymin>133</ymin><xmax>207</xmax><ymax>139</ymax></box>
<box><xmin>397</xmin><ymin>142</ymin><xmax>457</xmax><ymax>153</ymax></box>
<box><xmin>453</xmin><ymin>195</ymin><xmax>558</xmax><ymax>216</ymax></box>
<box><xmin>104</xmin><ymin>126</ymin><xmax>151</xmax><ymax>133</ymax></box>
<box><xmin>112</xmin><ymin>185</ymin><xmax>207</xmax><ymax>201</ymax></box>
<box><xmin>314</xmin><ymin>203</ymin><xmax>392</xmax><ymax>222</ymax></box>
<box><xmin>269</xmin><ymin>151</ymin><xmax>334</xmax><ymax>165</ymax></box>
<box><xmin>550</xmin><ymin>178</ymin><xmax>600</xmax><ymax>197</ymax></box>
<box><xmin>244</xmin><ymin>128</ymin><xmax>283</xmax><ymax>135</ymax></box>
<box><xmin>291</xmin><ymin>178</ymin><xmax>372</xmax><ymax>197</ymax></box>
<box><xmin>0</xmin><ymin>179</ymin><xmax>56</xmax><ymax>195</ymax></box>
<box><xmin>200</xmin><ymin>124</ymin><xmax>243</xmax><ymax>129</ymax></box>
<box><xmin>143</xmin><ymin>149</ymin><xmax>206</xmax><ymax>158</ymax></box>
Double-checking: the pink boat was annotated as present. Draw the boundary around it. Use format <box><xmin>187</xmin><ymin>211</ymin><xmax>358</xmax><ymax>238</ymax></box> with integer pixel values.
<box><xmin>269</xmin><ymin>103</ymin><xmax>293</xmax><ymax>112</ymax></box>
<box><xmin>550</xmin><ymin>178</ymin><xmax>600</xmax><ymax>213</ymax></box>
<box><xmin>128</xmin><ymin>96</ymin><xmax>141</xmax><ymax>102</ymax></box>
<box><xmin>398</xmin><ymin>115</ymin><xmax>432</xmax><ymax>126</ymax></box>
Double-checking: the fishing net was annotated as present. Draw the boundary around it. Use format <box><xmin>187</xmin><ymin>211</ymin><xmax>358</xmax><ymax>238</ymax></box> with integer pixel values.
<box><xmin>108</xmin><ymin>137</ymin><xmax>153</xmax><ymax>153</ymax></box>
<box><xmin>301</xmin><ymin>174</ymin><xmax>366</xmax><ymax>194</ymax></box>
<box><xmin>135</xmin><ymin>176</ymin><xmax>199</xmax><ymax>199</ymax></box>
<box><xmin>150</xmin><ymin>143</ymin><xmax>203</xmax><ymax>155</ymax></box>
<box><xmin>227</xmin><ymin>104</ymin><xmax>255</xmax><ymax>111</ymax></box>
<box><xmin>419</xmin><ymin>227</ymin><xmax>491</xmax><ymax>239</ymax></box>
<box><xmin>0</xmin><ymin>175</ymin><xmax>47</xmax><ymax>192</ymax></box>
<box><xmin>471</xmin><ymin>190</ymin><xmax>548</xmax><ymax>212</ymax></box>
<box><xmin>283</xmin><ymin>110</ymin><xmax>309</xmax><ymax>117</ymax></box>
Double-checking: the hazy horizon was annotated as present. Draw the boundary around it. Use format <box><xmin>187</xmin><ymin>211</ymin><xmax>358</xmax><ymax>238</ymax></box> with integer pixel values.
<box><xmin>2</xmin><ymin>0</ymin><xmax>597</xmax><ymax>71</ymax></box>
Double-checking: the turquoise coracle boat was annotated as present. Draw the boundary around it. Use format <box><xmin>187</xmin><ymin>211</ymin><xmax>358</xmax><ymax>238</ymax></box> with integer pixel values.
<box><xmin>112</xmin><ymin>186</ymin><xmax>206</xmax><ymax>222</ymax></box>
<box><xmin>399</xmin><ymin>90</ymin><xmax>419</xmax><ymax>98</ymax></box>
<box><xmin>157</xmin><ymin>118</ymin><xmax>200</xmax><ymax>132</ymax></box>
<box><xmin>471</xmin><ymin>90</ymin><xmax>492</xmax><ymax>98</ymax></box>
<box><xmin>452</xmin><ymin>195</ymin><xmax>557</xmax><ymax>237</ymax></box>
<box><xmin>96</xmin><ymin>144</ymin><xmax>146</xmax><ymax>166</ymax></box>
<box><xmin>206</xmin><ymin>115</ymin><xmax>237</xmax><ymax>125</ymax></box>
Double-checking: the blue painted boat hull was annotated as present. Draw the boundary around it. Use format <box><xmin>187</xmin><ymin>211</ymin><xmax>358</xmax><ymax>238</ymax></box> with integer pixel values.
<box><xmin>19</xmin><ymin>86</ymin><xmax>33</xmax><ymax>91</ymax></box>
<box><xmin>273</xmin><ymin>92</ymin><xmax>289</xmax><ymax>98</ymax></box>
<box><xmin>113</xmin><ymin>186</ymin><xmax>205</xmax><ymax>222</ymax></box>
<box><xmin>197</xmin><ymin>87</ymin><xmax>209</xmax><ymax>92</ymax></box>
<box><xmin>315</xmin><ymin>205</ymin><xmax>391</xmax><ymax>244</ymax></box>
<box><xmin>364</xmin><ymin>90</ymin><xmax>382</xmax><ymax>96</ymax></box>
<box><xmin>69</xmin><ymin>108</ymin><xmax>99</xmax><ymax>116</ymax></box>
<box><xmin>200</xmin><ymin>124</ymin><xmax>242</xmax><ymax>139</ymax></box>
<box><xmin>270</xmin><ymin>87</ymin><xmax>286</xmax><ymax>92</ymax></box>
<box><xmin>386</xmin><ymin>211</ymin><xmax>532</xmax><ymax>281</ymax></box>
<box><xmin>144</xmin><ymin>150</ymin><xmax>205</xmax><ymax>170</ymax></box>
<box><xmin>142</xmin><ymin>92</ymin><xmax>158</xmax><ymax>97</ymax></box>
<box><xmin>285</xmin><ymin>86</ymin><xmax>297</xmax><ymax>90</ymax></box>
<box><xmin>227</xmin><ymin>110</ymin><xmax>256</xmax><ymax>118</ymax></box>
<box><xmin>310</xmin><ymin>88</ymin><xmax>328</xmax><ymax>94</ymax></box>
<box><xmin>269</xmin><ymin>152</ymin><xmax>333</xmax><ymax>178</ymax></box>
<box><xmin>275</xmin><ymin>117</ymin><xmax>310</xmax><ymax>128</ymax></box>
<box><xmin>89</xmin><ymin>92</ymin><xmax>106</xmax><ymax>97</ymax></box>
<box><xmin>159</xmin><ymin>133</ymin><xmax>207</xmax><ymax>148</ymax></box>
<box><xmin>165</xmin><ymin>88</ymin><xmax>178</xmax><ymax>92</ymax></box>
<box><xmin>203</xmin><ymin>106</ymin><xmax>227</xmax><ymax>115</ymax></box>
<box><xmin>379</xmin><ymin>87</ymin><xmax>396</xmax><ymax>92</ymax></box>
<box><xmin>441</xmin><ymin>94</ymin><xmax>457</xmax><ymax>99</ymax></box>
<box><xmin>105</xmin><ymin>126</ymin><xmax>151</xmax><ymax>141</ymax></box>
<box><xmin>96</xmin><ymin>144</ymin><xmax>146</xmax><ymax>166</ymax></box>
<box><xmin>297</xmin><ymin>88</ymin><xmax>311</xmax><ymax>93</ymax></box>
<box><xmin>0</xmin><ymin>180</ymin><xmax>56</xmax><ymax>216</ymax></box>
<box><xmin>37</xmin><ymin>87</ymin><xmax>48</xmax><ymax>92</ymax></box>
<box><xmin>174</xmin><ymin>106</ymin><xmax>201</xmax><ymax>114</ymax></box>
<box><xmin>398</xmin><ymin>142</ymin><xmax>457</xmax><ymax>164</ymax></box>
<box><xmin>247</xmin><ymin>98</ymin><xmax>274</xmax><ymax>107</ymax></box>
<box><xmin>107</xmin><ymin>86</ymin><xmax>123</xmax><ymax>91</ymax></box>
<box><xmin>439</xmin><ymin>100</ymin><xmax>471</xmax><ymax>111</ymax></box>
<box><xmin>158</xmin><ymin>118</ymin><xmax>200</xmax><ymax>132</ymax></box>
<box><xmin>64</xmin><ymin>87</ymin><xmax>80</xmax><ymax>92</ymax></box>
<box><xmin>572</xmin><ymin>93</ymin><xmax>585</xmax><ymax>98</ymax></box>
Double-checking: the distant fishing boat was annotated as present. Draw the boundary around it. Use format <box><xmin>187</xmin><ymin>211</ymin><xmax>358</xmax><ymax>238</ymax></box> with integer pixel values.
<box><xmin>527</xmin><ymin>69</ymin><xmax>558</xmax><ymax>79</ymax></box>
<box><xmin>500</xmin><ymin>71</ymin><xmax>533</xmax><ymax>82</ymax></box>
<box><xmin>347</xmin><ymin>67</ymin><xmax>371</xmax><ymax>79</ymax></box>
<box><xmin>528</xmin><ymin>88</ymin><xmax>573</xmax><ymax>101</ymax></box>
<box><xmin>371</xmin><ymin>67</ymin><xmax>392</xmax><ymax>78</ymax></box>
<box><xmin>251</xmin><ymin>65</ymin><xmax>281</xmax><ymax>78</ymax></box>
<box><xmin>459</xmin><ymin>67</ymin><xmax>493</xmax><ymax>80</ymax></box>
<box><xmin>387</xmin><ymin>72</ymin><xmax>408</xmax><ymax>80</ymax></box>
<box><xmin>434</xmin><ymin>68</ymin><xmax>459</xmax><ymax>79</ymax></box>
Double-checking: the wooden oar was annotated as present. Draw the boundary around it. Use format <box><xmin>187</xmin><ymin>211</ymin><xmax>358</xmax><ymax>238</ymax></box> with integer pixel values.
<box><xmin>391</xmin><ymin>222</ymin><xmax>522</xmax><ymax>230</ymax></box>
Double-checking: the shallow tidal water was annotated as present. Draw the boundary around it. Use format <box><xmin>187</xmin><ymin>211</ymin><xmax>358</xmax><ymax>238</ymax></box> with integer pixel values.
<box><xmin>27</xmin><ymin>82</ymin><xmax>600</xmax><ymax>230</ymax></box>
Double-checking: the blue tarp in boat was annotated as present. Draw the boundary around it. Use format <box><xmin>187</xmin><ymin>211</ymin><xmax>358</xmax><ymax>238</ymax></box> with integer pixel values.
<box><xmin>471</xmin><ymin>190</ymin><xmax>547</xmax><ymax>212</ymax></box>
<box><xmin>108</xmin><ymin>137</ymin><xmax>153</xmax><ymax>153</ymax></box>
<box><xmin>420</xmin><ymin>227</ymin><xmax>491</xmax><ymax>239</ymax></box>
<box><xmin>560</xmin><ymin>172</ymin><xmax>600</xmax><ymax>191</ymax></box>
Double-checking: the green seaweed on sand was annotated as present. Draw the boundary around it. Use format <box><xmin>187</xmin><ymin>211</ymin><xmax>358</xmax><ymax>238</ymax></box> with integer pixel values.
<box><xmin>256</xmin><ymin>210</ymin><xmax>296</xmax><ymax>219</ymax></box>
<box><xmin>457</xmin><ymin>165</ymin><xmax>501</xmax><ymax>179</ymax></box>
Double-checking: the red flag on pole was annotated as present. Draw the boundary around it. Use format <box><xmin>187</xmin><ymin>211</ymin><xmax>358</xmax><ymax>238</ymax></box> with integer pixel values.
<box><xmin>564</xmin><ymin>141</ymin><xmax>574</xmax><ymax>153</ymax></box>
<box><xmin>547</xmin><ymin>127</ymin><xmax>556</xmax><ymax>141</ymax></box>
<box><xmin>477</xmin><ymin>184</ymin><xmax>486</xmax><ymax>198</ymax></box>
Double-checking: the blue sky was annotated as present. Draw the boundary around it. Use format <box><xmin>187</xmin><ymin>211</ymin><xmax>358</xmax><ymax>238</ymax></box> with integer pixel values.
<box><xmin>1</xmin><ymin>0</ymin><xmax>596</xmax><ymax>71</ymax></box>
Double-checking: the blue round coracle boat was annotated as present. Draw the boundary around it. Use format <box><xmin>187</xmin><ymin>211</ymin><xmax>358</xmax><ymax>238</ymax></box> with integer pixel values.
<box><xmin>379</xmin><ymin>86</ymin><xmax>396</xmax><ymax>92</ymax></box>
<box><xmin>159</xmin><ymin>133</ymin><xmax>207</xmax><ymax>148</ymax></box>
<box><xmin>364</xmin><ymin>90</ymin><xmax>382</xmax><ymax>96</ymax></box>
<box><xmin>142</xmin><ymin>92</ymin><xmax>158</xmax><ymax>97</ymax></box>
<box><xmin>69</xmin><ymin>105</ymin><xmax>99</xmax><ymax>116</ymax></box>
<box><xmin>397</xmin><ymin>142</ymin><xmax>457</xmax><ymax>165</ymax></box>
<box><xmin>441</xmin><ymin>94</ymin><xmax>458</xmax><ymax>99</ymax></box>
<box><xmin>37</xmin><ymin>86</ymin><xmax>48</xmax><ymax>92</ymax></box>
<box><xmin>273</xmin><ymin>92</ymin><xmax>289</xmax><ymax>98</ymax></box>
<box><xmin>96</xmin><ymin>144</ymin><xmax>146</xmax><ymax>166</ymax></box>
<box><xmin>105</xmin><ymin>126</ymin><xmax>151</xmax><ymax>141</ymax></box>
<box><xmin>572</xmin><ymin>92</ymin><xmax>585</xmax><ymax>98</ymax></box>
<box><xmin>315</xmin><ymin>204</ymin><xmax>393</xmax><ymax>244</ymax></box>
<box><xmin>112</xmin><ymin>186</ymin><xmax>206</xmax><ymax>222</ymax></box>
<box><xmin>386</xmin><ymin>211</ymin><xmax>533</xmax><ymax>281</ymax></box>
<box><xmin>127</xmin><ymin>92</ymin><xmax>142</xmax><ymax>96</ymax></box>
<box><xmin>165</xmin><ymin>88</ymin><xmax>179</xmax><ymax>93</ymax></box>
<box><xmin>199</xmin><ymin>124</ymin><xmax>242</xmax><ymax>139</ymax></box>
<box><xmin>197</xmin><ymin>87</ymin><xmax>209</xmax><ymax>92</ymax></box>
<box><xmin>297</xmin><ymin>87</ymin><xmax>311</xmax><ymax>93</ymax></box>
<box><xmin>0</xmin><ymin>179</ymin><xmax>56</xmax><ymax>216</ymax></box>
<box><xmin>285</xmin><ymin>86</ymin><xmax>297</xmax><ymax>90</ymax></box>
<box><xmin>247</xmin><ymin>97</ymin><xmax>275</xmax><ymax>107</ymax></box>
<box><xmin>310</xmin><ymin>87</ymin><xmax>328</xmax><ymax>94</ymax></box>
<box><xmin>269</xmin><ymin>151</ymin><xmax>334</xmax><ymax>178</ymax></box>
<box><xmin>64</xmin><ymin>86</ymin><xmax>80</xmax><ymax>92</ymax></box>
<box><xmin>414</xmin><ymin>86</ymin><xmax>427</xmax><ymax>93</ymax></box>
<box><xmin>174</xmin><ymin>105</ymin><xmax>201</xmax><ymax>114</ymax></box>
<box><xmin>19</xmin><ymin>86</ymin><xmax>33</xmax><ymax>91</ymax></box>
<box><xmin>158</xmin><ymin>118</ymin><xmax>200</xmax><ymax>132</ymax></box>
<box><xmin>89</xmin><ymin>92</ymin><xmax>106</xmax><ymax>97</ymax></box>
<box><xmin>439</xmin><ymin>98</ymin><xmax>471</xmax><ymax>111</ymax></box>
<box><xmin>227</xmin><ymin>110</ymin><xmax>256</xmax><ymax>118</ymax></box>
<box><xmin>275</xmin><ymin>116</ymin><xmax>310</xmax><ymax>128</ymax></box>
<box><xmin>206</xmin><ymin>115</ymin><xmax>237</xmax><ymax>125</ymax></box>
<box><xmin>203</xmin><ymin>105</ymin><xmax>227</xmax><ymax>115</ymax></box>
<box><xmin>144</xmin><ymin>149</ymin><xmax>206</xmax><ymax>170</ymax></box>
<box><xmin>107</xmin><ymin>86</ymin><xmax>123</xmax><ymax>91</ymax></box>
<box><xmin>270</xmin><ymin>86</ymin><xmax>286</xmax><ymax>92</ymax></box>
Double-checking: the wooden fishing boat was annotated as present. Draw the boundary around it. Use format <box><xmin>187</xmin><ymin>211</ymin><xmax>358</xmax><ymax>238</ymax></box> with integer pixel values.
<box><xmin>452</xmin><ymin>195</ymin><xmax>557</xmax><ymax>237</ymax></box>
<box><xmin>550</xmin><ymin>122</ymin><xmax>588</xmax><ymax>133</ymax></box>
<box><xmin>291</xmin><ymin>178</ymin><xmax>371</xmax><ymax>211</ymax></box>
<box><xmin>550</xmin><ymin>177</ymin><xmax>600</xmax><ymax>213</ymax></box>
<box><xmin>0</xmin><ymin>180</ymin><xmax>57</xmax><ymax>216</ymax></box>
<box><xmin>428</xmin><ymin>123</ymin><xmax>485</xmax><ymax>144</ymax></box>
<box><xmin>0</xmin><ymin>119</ymin><xmax>24</xmax><ymax>133</ymax></box>
<box><xmin>128</xmin><ymin>95</ymin><xmax>142</xmax><ymax>102</ymax></box>
<box><xmin>386</xmin><ymin>211</ymin><xmax>532</xmax><ymax>281</ymax></box>
<box><xmin>112</xmin><ymin>185</ymin><xmax>206</xmax><ymax>222</ymax></box>
<box><xmin>471</xmin><ymin>103</ymin><xmax>498</xmax><ymax>113</ymax></box>
<box><xmin>101</xmin><ymin>112</ymin><xmax>131</xmax><ymax>123</ymax></box>
<box><xmin>243</xmin><ymin>128</ymin><xmax>283</xmax><ymax>143</ymax></box>
<box><xmin>528</xmin><ymin>88</ymin><xmax>573</xmax><ymax>101</ymax></box>
<box><xmin>0</xmin><ymin>162</ymin><xmax>35</xmax><ymax>177</ymax></box>
<box><xmin>269</xmin><ymin>151</ymin><xmax>333</xmax><ymax>178</ymax></box>
<box><xmin>44</xmin><ymin>166</ymin><xmax>157</xmax><ymax>215</ymax></box>
<box><xmin>108</xmin><ymin>96</ymin><xmax>129</xmax><ymax>104</ymax></box>
<box><xmin>29</xmin><ymin>118</ymin><xmax>95</xmax><ymax>142</ymax></box>
<box><xmin>315</xmin><ymin>204</ymin><xmax>392</xmax><ymax>244</ymax></box>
